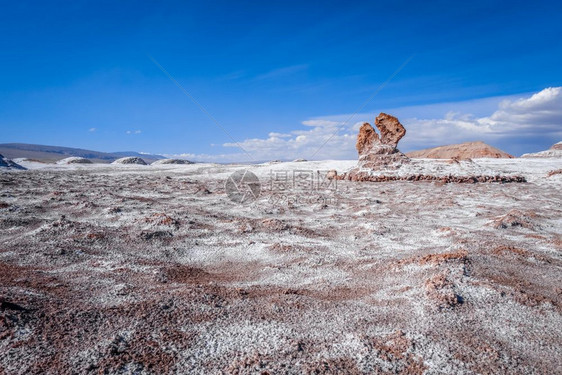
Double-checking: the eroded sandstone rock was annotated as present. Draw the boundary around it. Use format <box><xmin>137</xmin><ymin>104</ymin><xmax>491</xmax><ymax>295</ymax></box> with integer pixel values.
<box><xmin>354</xmin><ymin>113</ymin><xmax>410</xmax><ymax>171</ymax></box>
<box><xmin>374</xmin><ymin>113</ymin><xmax>406</xmax><ymax>148</ymax></box>
<box><xmin>339</xmin><ymin>113</ymin><xmax>526</xmax><ymax>183</ymax></box>
<box><xmin>356</xmin><ymin>123</ymin><xmax>379</xmax><ymax>155</ymax></box>
<box><xmin>326</xmin><ymin>169</ymin><xmax>338</xmax><ymax>180</ymax></box>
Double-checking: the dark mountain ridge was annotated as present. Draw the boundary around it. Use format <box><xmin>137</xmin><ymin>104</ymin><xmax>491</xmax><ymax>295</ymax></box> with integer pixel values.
<box><xmin>0</xmin><ymin>143</ymin><xmax>166</xmax><ymax>163</ymax></box>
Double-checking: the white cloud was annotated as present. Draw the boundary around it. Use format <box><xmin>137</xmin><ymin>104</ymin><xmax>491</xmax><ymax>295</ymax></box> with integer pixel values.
<box><xmin>166</xmin><ymin>87</ymin><xmax>562</xmax><ymax>162</ymax></box>
<box><xmin>400</xmin><ymin>87</ymin><xmax>562</xmax><ymax>151</ymax></box>
<box><xmin>126</xmin><ymin>130</ymin><xmax>142</xmax><ymax>135</ymax></box>
<box><xmin>268</xmin><ymin>132</ymin><xmax>291</xmax><ymax>138</ymax></box>
<box><xmin>254</xmin><ymin>64</ymin><xmax>308</xmax><ymax>80</ymax></box>
<box><xmin>89</xmin><ymin>127</ymin><xmax>96</xmax><ymax>132</ymax></box>
<box><xmin>301</xmin><ymin>119</ymin><xmax>343</xmax><ymax>127</ymax></box>
<box><xmin>219</xmin><ymin>120</ymin><xmax>356</xmax><ymax>161</ymax></box>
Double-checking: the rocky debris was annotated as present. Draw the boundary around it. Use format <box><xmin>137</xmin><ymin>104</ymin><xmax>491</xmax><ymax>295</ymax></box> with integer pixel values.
<box><xmin>111</xmin><ymin>157</ymin><xmax>147</xmax><ymax>165</ymax></box>
<box><xmin>360</xmin><ymin>331</ymin><xmax>427</xmax><ymax>373</ymax></box>
<box><xmin>522</xmin><ymin>141</ymin><xmax>562</xmax><ymax>158</ymax></box>
<box><xmin>293</xmin><ymin>158</ymin><xmax>307</xmax><ymax>162</ymax></box>
<box><xmin>546</xmin><ymin>169</ymin><xmax>562</xmax><ymax>178</ymax></box>
<box><xmin>194</xmin><ymin>185</ymin><xmax>212</xmax><ymax>195</ymax></box>
<box><xmin>425</xmin><ymin>272</ymin><xmax>463</xmax><ymax>310</ymax></box>
<box><xmin>142</xmin><ymin>213</ymin><xmax>180</xmax><ymax>228</ymax></box>
<box><xmin>140</xmin><ymin>230</ymin><xmax>173</xmax><ymax>240</ymax></box>
<box><xmin>151</xmin><ymin>159</ymin><xmax>194</xmax><ymax>165</ymax></box>
<box><xmin>86</xmin><ymin>232</ymin><xmax>105</xmax><ymax>240</ymax></box>
<box><xmin>326</xmin><ymin>170</ymin><xmax>337</xmax><ymax>180</ymax></box>
<box><xmin>338</xmin><ymin>173</ymin><xmax>526</xmax><ymax>184</ymax></box>
<box><xmin>164</xmin><ymin>265</ymin><xmax>212</xmax><ymax>284</ymax></box>
<box><xmin>302</xmin><ymin>357</ymin><xmax>363</xmax><ymax>374</ymax></box>
<box><xmin>399</xmin><ymin>250</ymin><xmax>469</xmax><ymax>266</ymax></box>
<box><xmin>56</xmin><ymin>157</ymin><xmax>93</xmax><ymax>164</ymax></box>
<box><xmin>236</xmin><ymin>220</ymin><xmax>254</xmax><ymax>234</ymax></box>
<box><xmin>267</xmin><ymin>243</ymin><xmax>294</xmax><ymax>252</ymax></box>
<box><xmin>261</xmin><ymin>218</ymin><xmax>289</xmax><ymax>231</ymax></box>
<box><xmin>0</xmin><ymin>299</ymin><xmax>28</xmax><ymax>312</ymax></box>
<box><xmin>490</xmin><ymin>245</ymin><xmax>553</xmax><ymax>264</ymax></box>
<box><xmin>407</xmin><ymin>141</ymin><xmax>514</xmax><ymax>159</ymax></box>
<box><xmin>493</xmin><ymin>210</ymin><xmax>537</xmax><ymax>229</ymax></box>
<box><xmin>0</xmin><ymin>154</ymin><xmax>26</xmax><ymax>170</ymax></box>
<box><xmin>225</xmin><ymin>351</ymin><xmax>299</xmax><ymax>375</ymax></box>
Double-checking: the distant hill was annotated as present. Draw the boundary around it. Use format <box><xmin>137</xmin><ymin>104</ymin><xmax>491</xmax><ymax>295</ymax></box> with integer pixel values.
<box><xmin>0</xmin><ymin>143</ymin><xmax>166</xmax><ymax>164</ymax></box>
<box><xmin>521</xmin><ymin>141</ymin><xmax>562</xmax><ymax>158</ymax></box>
<box><xmin>406</xmin><ymin>141</ymin><xmax>514</xmax><ymax>160</ymax></box>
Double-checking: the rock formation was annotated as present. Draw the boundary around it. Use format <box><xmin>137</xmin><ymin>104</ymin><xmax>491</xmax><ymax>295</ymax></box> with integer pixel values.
<box><xmin>151</xmin><ymin>159</ymin><xmax>194</xmax><ymax>165</ymax></box>
<box><xmin>406</xmin><ymin>141</ymin><xmax>513</xmax><ymax>160</ymax></box>
<box><xmin>374</xmin><ymin>112</ymin><xmax>407</xmax><ymax>147</ymax></box>
<box><xmin>338</xmin><ymin>114</ymin><xmax>525</xmax><ymax>184</ymax></box>
<box><xmin>521</xmin><ymin>141</ymin><xmax>562</xmax><ymax>158</ymax></box>
<box><xmin>56</xmin><ymin>157</ymin><xmax>93</xmax><ymax>164</ymax></box>
<box><xmin>0</xmin><ymin>154</ymin><xmax>26</xmax><ymax>170</ymax></box>
<box><xmin>353</xmin><ymin>113</ymin><xmax>410</xmax><ymax>172</ymax></box>
<box><xmin>111</xmin><ymin>157</ymin><xmax>147</xmax><ymax>165</ymax></box>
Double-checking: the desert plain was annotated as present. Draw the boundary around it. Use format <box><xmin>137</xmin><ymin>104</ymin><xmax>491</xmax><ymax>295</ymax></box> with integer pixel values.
<box><xmin>0</xmin><ymin>158</ymin><xmax>561</xmax><ymax>374</ymax></box>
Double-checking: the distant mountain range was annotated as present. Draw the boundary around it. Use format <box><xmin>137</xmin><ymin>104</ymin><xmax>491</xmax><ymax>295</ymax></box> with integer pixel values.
<box><xmin>0</xmin><ymin>143</ymin><xmax>166</xmax><ymax>163</ymax></box>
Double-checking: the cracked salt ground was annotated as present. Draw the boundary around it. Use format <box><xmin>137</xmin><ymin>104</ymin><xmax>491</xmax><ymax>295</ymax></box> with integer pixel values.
<box><xmin>0</xmin><ymin>157</ymin><xmax>561</xmax><ymax>374</ymax></box>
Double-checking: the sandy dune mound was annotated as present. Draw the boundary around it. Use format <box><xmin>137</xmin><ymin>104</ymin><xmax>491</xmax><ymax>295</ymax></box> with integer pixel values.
<box><xmin>111</xmin><ymin>157</ymin><xmax>147</xmax><ymax>165</ymax></box>
<box><xmin>406</xmin><ymin>141</ymin><xmax>513</xmax><ymax>159</ymax></box>
<box><xmin>151</xmin><ymin>159</ymin><xmax>194</xmax><ymax>165</ymax></box>
<box><xmin>522</xmin><ymin>141</ymin><xmax>562</xmax><ymax>158</ymax></box>
<box><xmin>0</xmin><ymin>154</ymin><xmax>26</xmax><ymax>170</ymax></box>
<box><xmin>56</xmin><ymin>157</ymin><xmax>93</xmax><ymax>165</ymax></box>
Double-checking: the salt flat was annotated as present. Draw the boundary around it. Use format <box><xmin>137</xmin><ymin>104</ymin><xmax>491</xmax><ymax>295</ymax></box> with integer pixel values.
<box><xmin>1</xmin><ymin>159</ymin><xmax>561</xmax><ymax>374</ymax></box>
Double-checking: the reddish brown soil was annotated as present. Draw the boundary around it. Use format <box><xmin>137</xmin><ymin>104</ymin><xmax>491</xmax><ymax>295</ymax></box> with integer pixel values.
<box><xmin>0</xmin><ymin>167</ymin><xmax>560</xmax><ymax>374</ymax></box>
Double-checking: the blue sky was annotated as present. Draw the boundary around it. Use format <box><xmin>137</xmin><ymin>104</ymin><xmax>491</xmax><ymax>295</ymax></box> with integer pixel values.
<box><xmin>1</xmin><ymin>0</ymin><xmax>561</xmax><ymax>160</ymax></box>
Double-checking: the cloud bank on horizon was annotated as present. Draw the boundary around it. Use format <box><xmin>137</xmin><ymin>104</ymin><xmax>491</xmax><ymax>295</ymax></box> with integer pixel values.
<box><xmin>169</xmin><ymin>87</ymin><xmax>562</xmax><ymax>162</ymax></box>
